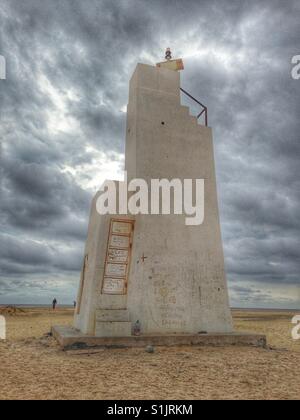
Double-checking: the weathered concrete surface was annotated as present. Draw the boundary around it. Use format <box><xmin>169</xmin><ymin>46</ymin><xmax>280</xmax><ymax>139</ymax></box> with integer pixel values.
<box><xmin>95</xmin><ymin>321</ymin><xmax>132</xmax><ymax>338</ymax></box>
<box><xmin>73</xmin><ymin>185</ymin><xmax>134</xmax><ymax>335</ymax></box>
<box><xmin>52</xmin><ymin>326</ymin><xmax>267</xmax><ymax>350</ymax></box>
<box><xmin>125</xmin><ymin>63</ymin><xmax>233</xmax><ymax>334</ymax></box>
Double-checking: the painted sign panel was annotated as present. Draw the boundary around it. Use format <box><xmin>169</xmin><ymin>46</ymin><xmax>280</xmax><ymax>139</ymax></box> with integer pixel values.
<box><xmin>102</xmin><ymin>219</ymin><xmax>134</xmax><ymax>295</ymax></box>
<box><xmin>112</xmin><ymin>221</ymin><xmax>132</xmax><ymax>235</ymax></box>
<box><xmin>110</xmin><ymin>235</ymin><xmax>130</xmax><ymax>249</ymax></box>
<box><xmin>108</xmin><ymin>248</ymin><xmax>129</xmax><ymax>263</ymax></box>
<box><xmin>102</xmin><ymin>277</ymin><xmax>126</xmax><ymax>294</ymax></box>
<box><xmin>105</xmin><ymin>263</ymin><xmax>127</xmax><ymax>277</ymax></box>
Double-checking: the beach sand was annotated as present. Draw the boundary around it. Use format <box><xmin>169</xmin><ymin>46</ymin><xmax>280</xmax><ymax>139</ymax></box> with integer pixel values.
<box><xmin>0</xmin><ymin>307</ymin><xmax>299</xmax><ymax>400</ymax></box>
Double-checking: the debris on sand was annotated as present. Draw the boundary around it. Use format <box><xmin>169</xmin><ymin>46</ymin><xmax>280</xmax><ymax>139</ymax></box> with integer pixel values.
<box><xmin>0</xmin><ymin>306</ymin><xmax>26</xmax><ymax>316</ymax></box>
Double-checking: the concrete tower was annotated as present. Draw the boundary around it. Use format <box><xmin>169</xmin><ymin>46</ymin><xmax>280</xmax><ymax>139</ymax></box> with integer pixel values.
<box><xmin>72</xmin><ymin>58</ymin><xmax>233</xmax><ymax>337</ymax></box>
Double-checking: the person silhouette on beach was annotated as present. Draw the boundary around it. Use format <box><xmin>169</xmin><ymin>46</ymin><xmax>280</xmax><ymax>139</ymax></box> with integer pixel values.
<box><xmin>52</xmin><ymin>298</ymin><xmax>57</xmax><ymax>310</ymax></box>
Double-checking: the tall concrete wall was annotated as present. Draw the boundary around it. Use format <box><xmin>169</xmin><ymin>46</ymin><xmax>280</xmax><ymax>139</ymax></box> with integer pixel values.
<box><xmin>125</xmin><ymin>64</ymin><xmax>232</xmax><ymax>334</ymax></box>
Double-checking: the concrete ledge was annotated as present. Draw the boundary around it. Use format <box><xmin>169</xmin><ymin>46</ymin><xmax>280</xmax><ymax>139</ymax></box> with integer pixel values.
<box><xmin>95</xmin><ymin>321</ymin><xmax>132</xmax><ymax>337</ymax></box>
<box><xmin>52</xmin><ymin>325</ymin><xmax>267</xmax><ymax>350</ymax></box>
<box><xmin>96</xmin><ymin>309</ymin><xmax>130</xmax><ymax>322</ymax></box>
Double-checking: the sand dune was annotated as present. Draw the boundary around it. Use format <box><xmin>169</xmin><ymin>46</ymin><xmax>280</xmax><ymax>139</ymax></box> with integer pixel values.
<box><xmin>0</xmin><ymin>307</ymin><xmax>299</xmax><ymax>400</ymax></box>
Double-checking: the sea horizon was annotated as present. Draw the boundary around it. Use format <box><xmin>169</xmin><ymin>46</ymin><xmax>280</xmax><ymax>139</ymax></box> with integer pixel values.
<box><xmin>0</xmin><ymin>303</ymin><xmax>299</xmax><ymax>311</ymax></box>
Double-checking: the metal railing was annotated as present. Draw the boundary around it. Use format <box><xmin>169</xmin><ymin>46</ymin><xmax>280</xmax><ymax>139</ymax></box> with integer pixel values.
<box><xmin>180</xmin><ymin>88</ymin><xmax>208</xmax><ymax>127</ymax></box>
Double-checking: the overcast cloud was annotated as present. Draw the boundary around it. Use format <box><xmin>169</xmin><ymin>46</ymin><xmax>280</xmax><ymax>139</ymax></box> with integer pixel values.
<box><xmin>0</xmin><ymin>0</ymin><xmax>299</xmax><ymax>307</ymax></box>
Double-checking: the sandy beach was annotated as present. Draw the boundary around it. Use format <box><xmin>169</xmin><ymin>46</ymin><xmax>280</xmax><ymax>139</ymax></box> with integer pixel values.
<box><xmin>0</xmin><ymin>307</ymin><xmax>299</xmax><ymax>400</ymax></box>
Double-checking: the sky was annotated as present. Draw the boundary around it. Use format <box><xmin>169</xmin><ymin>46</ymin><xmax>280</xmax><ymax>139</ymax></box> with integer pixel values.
<box><xmin>0</xmin><ymin>0</ymin><xmax>299</xmax><ymax>308</ymax></box>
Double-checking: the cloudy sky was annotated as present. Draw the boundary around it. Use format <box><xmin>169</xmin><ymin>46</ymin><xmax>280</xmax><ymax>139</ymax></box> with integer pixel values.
<box><xmin>0</xmin><ymin>0</ymin><xmax>299</xmax><ymax>308</ymax></box>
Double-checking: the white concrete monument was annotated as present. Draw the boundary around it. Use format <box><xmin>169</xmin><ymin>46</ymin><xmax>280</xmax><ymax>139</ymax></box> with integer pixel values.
<box><xmin>73</xmin><ymin>51</ymin><xmax>234</xmax><ymax>338</ymax></box>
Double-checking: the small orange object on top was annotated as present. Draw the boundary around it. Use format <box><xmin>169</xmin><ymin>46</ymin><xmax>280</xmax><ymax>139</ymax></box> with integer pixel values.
<box><xmin>156</xmin><ymin>48</ymin><xmax>184</xmax><ymax>71</ymax></box>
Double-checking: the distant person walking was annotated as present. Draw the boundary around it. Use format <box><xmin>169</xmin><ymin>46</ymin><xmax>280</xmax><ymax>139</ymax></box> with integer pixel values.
<box><xmin>73</xmin><ymin>301</ymin><xmax>76</xmax><ymax>309</ymax></box>
<box><xmin>52</xmin><ymin>298</ymin><xmax>57</xmax><ymax>310</ymax></box>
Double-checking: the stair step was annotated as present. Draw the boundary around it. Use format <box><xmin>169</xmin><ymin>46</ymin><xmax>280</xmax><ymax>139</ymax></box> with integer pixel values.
<box><xmin>95</xmin><ymin>321</ymin><xmax>132</xmax><ymax>337</ymax></box>
<box><xmin>96</xmin><ymin>309</ymin><xmax>130</xmax><ymax>322</ymax></box>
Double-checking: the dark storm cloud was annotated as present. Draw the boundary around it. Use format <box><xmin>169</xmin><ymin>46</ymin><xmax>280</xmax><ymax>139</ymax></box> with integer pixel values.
<box><xmin>1</xmin><ymin>147</ymin><xmax>91</xmax><ymax>234</ymax></box>
<box><xmin>0</xmin><ymin>0</ymin><xmax>299</xmax><ymax>306</ymax></box>
<box><xmin>0</xmin><ymin>231</ymin><xmax>84</xmax><ymax>297</ymax></box>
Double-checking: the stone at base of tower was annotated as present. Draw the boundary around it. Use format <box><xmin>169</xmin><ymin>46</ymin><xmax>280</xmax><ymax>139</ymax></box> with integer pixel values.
<box><xmin>52</xmin><ymin>325</ymin><xmax>267</xmax><ymax>350</ymax></box>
